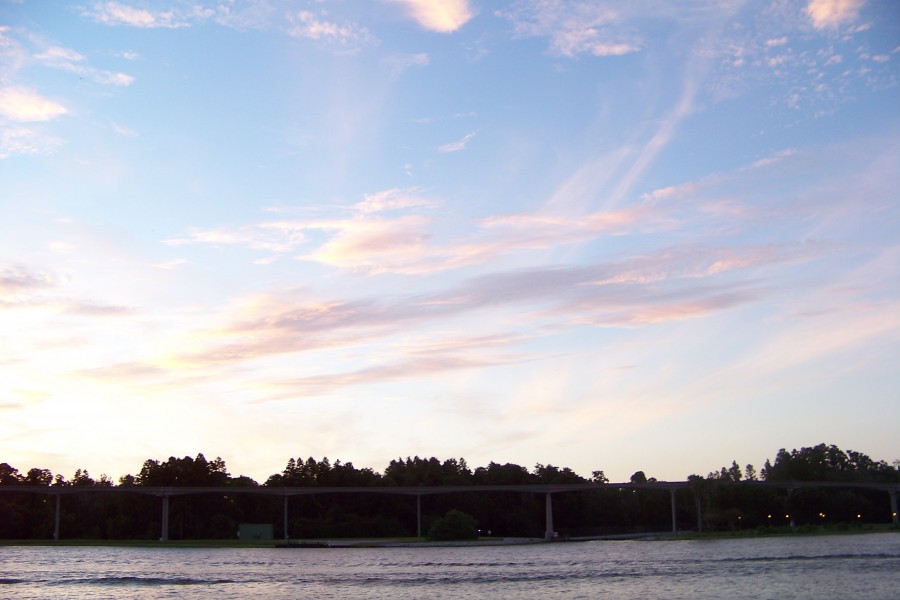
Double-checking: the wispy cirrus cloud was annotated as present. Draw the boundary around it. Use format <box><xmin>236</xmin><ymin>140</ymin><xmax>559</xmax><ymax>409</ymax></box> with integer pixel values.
<box><xmin>167</xmin><ymin>199</ymin><xmax>662</xmax><ymax>275</ymax></box>
<box><xmin>0</xmin><ymin>26</ymin><xmax>26</xmax><ymax>78</ymax></box>
<box><xmin>353</xmin><ymin>188</ymin><xmax>438</xmax><ymax>213</ymax></box>
<box><xmin>260</xmin><ymin>332</ymin><xmax>536</xmax><ymax>400</ymax></box>
<box><xmin>382</xmin><ymin>52</ymin><xmax>430</xmax><ymax>77</ymax></box>
<box><xmin>167</xmin><ymin>188</ymin><xmax>440</xmax><ymax>273</ymax></box>
<box><xmin>0</xmin><ymin>262</ymin><xmax>138</xmax><ymax>317</ymax></box>
<box><xmin>749</xmin><ymin>148</ymin><xmax>796</xmax><ymax>169</ymax></box>
<box><xmin>499</xmin><ymin>1</ymin><xmax>639</xmax><ymax>58</ymax></box>
<box><xmin>168</xmin><ymin>181</ymin><xmax>684</xmax><ymax>275</ymax></box>
<box><xmin>708</xmin><ymin>1</ymin><xmax>889</xmax><ymax>110</ymax></box>
<box><xmin>167</xmin><ymin>220</ymin><xmax>308</xmax><ymax>254</ymax></box>
<box><xmin>0</xmin><ymin>31</ymin><xmax>132</xmax><ymax>154</ymax></box>
<box><xmin>305</xmin><ymin>214</ymin><xmax>433</xmax><ymax>273</ymax></box>
<box><xmin>386</xmin><ymin>0</ymin><xmax>474</xmax><ymax>33</ymax></box>
<box><xmin>167</xmin><ymin>136</ymin><xmax>878</xmax><ymax>280</ymax></box>
<box><xmin>286</xmin><ymin>10</ymin><xmax>375</xmax><ymax>47</ymax></box>
<box><xmin>0</xmin><ymin>97</ymin><xmax>68</xmax><ymax>157</ymax></box>
<box><xmin>166</xmin><ymin>240</ymin><xmax>821</xmax><ymax>377</ymax></box>
<box><xmin>437</xmin><ymin>131</ymin><xmax>477</xmax><ymax>153</ymax></box>
<box><xmin>0</xmin><ymin>125</ymin><xmax>64</xmax><ymax>158</ymax></box>
<box><xmin>0</xmin><ymin>264</ymin><xmax>57</xmax><ymax>296</ymax></box>
<box><xmin>34</xmin><ymin>46</ymin><xmax>134</xmax><ymax>86</ymax></box>
<box><xmin>262</xmin><ymin>352</ymin><xmax>527</xmax><ymax>400</ymax></box>
<box><xmin>84</xmin><ymin>1</ymin><xmax>200</xmax><ymax>28</ymax></box>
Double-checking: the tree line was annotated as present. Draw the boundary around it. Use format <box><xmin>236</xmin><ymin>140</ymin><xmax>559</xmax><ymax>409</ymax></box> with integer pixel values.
<box><xmin>1</xmin><ymin>443</ymin><xmax>897</xmax><ymax>540</ymax></box>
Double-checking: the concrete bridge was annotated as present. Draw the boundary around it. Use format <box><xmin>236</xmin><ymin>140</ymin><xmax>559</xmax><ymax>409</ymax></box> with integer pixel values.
<box><xmin>2</xmin><ymin>480</ymin><xmax>897</xmax><ymax>541</ymax></box>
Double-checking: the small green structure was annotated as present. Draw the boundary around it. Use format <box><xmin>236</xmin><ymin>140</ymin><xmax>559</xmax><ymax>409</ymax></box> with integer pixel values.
<box><xmin>239</xmin><ymin>523</ymin><xmax>274</xmax><ymax>540</ymax></box>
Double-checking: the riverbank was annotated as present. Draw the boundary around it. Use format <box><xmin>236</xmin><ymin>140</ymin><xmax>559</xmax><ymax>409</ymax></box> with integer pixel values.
<box><xmin>2</xmin><ymin>523</ymin><xmax>895</xmax><ymax>548</ymax></box>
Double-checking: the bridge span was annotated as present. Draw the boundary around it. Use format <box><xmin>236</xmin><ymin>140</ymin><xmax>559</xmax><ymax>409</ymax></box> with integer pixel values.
<box><xmin>2</xmin><ymin>480</ymin><xmax>897</xmax><ymax>541</ymax></box>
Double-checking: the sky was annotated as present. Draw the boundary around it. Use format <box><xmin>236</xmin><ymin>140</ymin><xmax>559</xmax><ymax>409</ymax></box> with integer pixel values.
<box><xmin>1</xmin><ymin>0</ymin><xmax>898</xmax><ymax>484</ymax></box>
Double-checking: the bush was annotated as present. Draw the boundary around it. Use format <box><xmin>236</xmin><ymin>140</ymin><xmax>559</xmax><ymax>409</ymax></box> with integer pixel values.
<box><xmin>427</xmin><ymin>509</ymin><xmax>478</xmax><ymax>541</ymax></box>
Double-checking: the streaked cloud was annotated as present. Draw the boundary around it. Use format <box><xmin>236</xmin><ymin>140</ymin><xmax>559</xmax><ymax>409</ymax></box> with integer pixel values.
<box><xmin>386</xmin><ymin>0</ymin><xmax>474</xmax><ymax>33</ymax></box>
<box><xmin>0</xmin><ymin>30</ymin><xmax>27</xmax><ymax>87</ymax></box>
<box><xmin>167</xmin><ymin>192</ymin><xmax>668</xmax><ymax>275</ymax></box>
<box><xmin>150</xmin><ymin>258</ymin><xmax>186</xmax><ymax>270</ymax></box>
<box><xmin>0</xmin><ymin>125</ymin><xmax>64</xmax><ymax>158</ymax></box>
<box><xmin>437</xmin><ymin>131</ymin><xmax>477</xmax><ymax>153</ymax></box>
<box><xmin>168</xmin><ymin>188</ymin><xmax>440</xmax><ymax>273</ymax></box>
<box><xmin>111</xmin><ymin>122</ymin><xmax>137</xmax><ymax>137</ymax></box>
<box><xmin>164</xmin><ymin>239</ymin><xmax>822</xmax><ymax>378</ymax></box>
<box><xmin>306</xmin><ymin>215</ymin><xmax>433</xmax><ymax>273</ymax></box>
<box><xmin>85</xmin><ymin>2</ymin><xmax>197</xmax><ymax>28</ymax></box>
<box><xmin>499</xmin><ymin>1</ymin><xmax>639</xmax><ymax>58</ymax></box>
<box><xmin>382</xmin><ymin>52</ymin><xmax>430</xmax><ymax>77</ymax></box>
<box><xmin>33</xmin><ymin>46</ymin><xmax>84</xmax><ymax>63</ymax></box>
<box><xmin>353</xmin><ymin>188</ymin><xmax>438</xmax><ymax>213</ymax></box>
<box><xmin>806</xmin><ymin>0</ymin><xmax>865</xmax><ymax>29</ymax></box>
<box><xmin>34</xmin><ymin>45</ymin><xmax>134</xmax><ymax>86</ymax></box>
<box><xmin>287</xmin><ymin>10</ymin><xmax>375</xmax><ymax>47</ymax></box>
<box><xmin>4</xmin><ymin>0</ymin><xmax>898</xmax><ymax>483</ymax></box>
<box><xmin>78</xmin><ymin>362</ymin><xmax>169</xmax><ymax>381</ymax></box>
<box><xmin>641</xmin><ymin>182</ymin><xmax>699</xmax><ymax>202</ymax></box>
<box><xmin>750</xmin><ymin>149</ymin><xmax>796</xmax><ymax>169</ymax></box>
<box><xmin>261</xmin><ymin>334</ymin><xmax>533</xmax><ymax>400</ymax></box>
<box><xmin>166</xmin><ymin>221</ymin><xmax>307</xmax><ymax>254</ymax></box>
<box><xmin>65</xmin><ymin>302</ymin><xmax>133</xmax><ymax>317</ymax></box>
<box><xmin>0</xmin><ymin>264</ymin><xmax>57</xmax><ymax>296</ymax></box>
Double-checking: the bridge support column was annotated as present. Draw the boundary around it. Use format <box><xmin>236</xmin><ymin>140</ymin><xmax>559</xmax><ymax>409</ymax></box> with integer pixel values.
<box><xmin>416</xmin><ymin>495</ymin><xmax>422</xmax><ymax>538</ymax></box>
<box><xmin>53</xmin><ymin>493</ymin><xmax>60</xmax><ymax>541</ymax></box>
<box><xmin>283</xmin><ymin>495</ymin><xmax>289</xmax><ymax>540</ymax></box>
<box><xmin>544</xmin><ymin>493</ymin><xmax>554</xmax><ymax>540</ymax></box>
<box><xmin>670</xmin><ymin>488</ymin><xmax>677</xmax><ymax>533</ymax></box>
<box><xmin>693</xmin><ymin>491</ymin><xmax>702</xmax><ymax>533</ymax></box>
<box><xmin>160</xmin><ymin>495</ymin><xmax>169</xmax><ymax>542</ymax></box>
<box><xmin>890</xmin><ymin>491</ymin><xmax>898</xmax><ymax>527</ymax></box>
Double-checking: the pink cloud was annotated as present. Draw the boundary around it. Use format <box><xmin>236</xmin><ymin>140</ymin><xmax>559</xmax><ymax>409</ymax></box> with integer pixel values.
<box><xmin>805</xmin><ymin>0</ymin><xmax>865</xmax><ymax>29</ymax></box>
<box><xmin>0</xmin><ymin>87</ymin><xmax>67</xmax><ymax>122</ymax></box>
<box><xmin>386</xmin><ymin>0</ymin><xmax>474</xmax><ymax>33</ymax></box>
<box><xmin>287</xmin><ymin>11</ymin><xmax>374</xmax><ymax>46</ymax></box>
<box><xmin>85</xmin><ymin>2</ymin><xmax>194</xmax><ymax>28</ymax></box>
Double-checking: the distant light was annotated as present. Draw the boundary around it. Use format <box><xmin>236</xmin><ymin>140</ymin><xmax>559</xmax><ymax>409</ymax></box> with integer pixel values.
<box><xmin>767</xmin><ymin>514</ymin><xmax>772</xmax><ymax>519</ymax></box>
<box><xmin>785</xmin><ymin>514</ymin><xmax>789</xmax><ymax>518</ymax></box>
<box><xmin>857</xmin><ymin>514</ymin><xmax>861</xmax><ymax>518</ymax></box>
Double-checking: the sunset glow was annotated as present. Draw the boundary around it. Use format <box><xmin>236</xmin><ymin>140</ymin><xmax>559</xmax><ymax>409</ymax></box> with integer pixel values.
<box><xmin>1</xmin><ymin>1</ymin><xmax>898</xmax><ymax>483</ymax></box>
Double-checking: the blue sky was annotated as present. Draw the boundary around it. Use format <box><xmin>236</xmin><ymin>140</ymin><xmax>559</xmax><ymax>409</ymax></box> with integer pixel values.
<box><xmin>1</xmin><ymin>0</ymin><xmax>898</xmax><ymax>483</ymax></box>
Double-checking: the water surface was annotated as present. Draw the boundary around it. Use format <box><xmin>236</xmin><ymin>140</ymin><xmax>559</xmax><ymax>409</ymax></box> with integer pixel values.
<box><xmin>2</xmin><ymin>533</ymin><xmax>898</xmax><ymax>599</ymax></box>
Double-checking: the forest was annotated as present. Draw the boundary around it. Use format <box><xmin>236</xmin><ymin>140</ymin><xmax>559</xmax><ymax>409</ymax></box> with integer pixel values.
<box><xmin>1</xmin><ymin>443</ymin><xmax>898</xmax><ymax>540</ymax></box>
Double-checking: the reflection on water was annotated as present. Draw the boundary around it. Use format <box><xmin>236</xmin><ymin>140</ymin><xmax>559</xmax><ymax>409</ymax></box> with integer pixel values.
<box><xmin>2</xmin><ymin>533</ymin><xmax>899</xmax><ymax>599</ymax></box>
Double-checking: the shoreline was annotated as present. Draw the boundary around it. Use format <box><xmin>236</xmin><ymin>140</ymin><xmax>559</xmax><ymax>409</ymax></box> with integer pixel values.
<box><xmin>1</xmin><ymin>525</ymin><xmax>896</xmax><ymax>548</ymax></box>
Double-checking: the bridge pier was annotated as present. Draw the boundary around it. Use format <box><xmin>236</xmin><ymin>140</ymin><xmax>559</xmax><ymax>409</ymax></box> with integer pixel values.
<box><xmin>670</xmin><ymin>488</ymin><xmax>677</xmax><ymax>533</ymax></box>
<box><xmin>890</xmin><ymin>491</ymin><xmax>898</xmax><ymax>527</ymax></box>
<box><xmin>53</xmin><ymin>493</ymin><xmax>60</xmax><ymax>541</ymax></box>
<box><xmin>283</xmin><ymin>495</ymin><xmax>289</xmax><ymax>539</ymax></box>
<box><xmin>416</xmin><ymin>494</ymin><xmax>422</xmax><ymax>538</ymax></box>
<box><xmin>160</xmin><ymin>495</ymin><xmax>169</xmax><ymax>541</ymax></box>
<box><xmin>544</xmin><ymin>492</ymin><xmax>554</xmax><ymax>540</ymax></box>
<box><xmin>693</xmin><ymin>491</ymin><xmax>702</xmax><ymax>533</ymax></box>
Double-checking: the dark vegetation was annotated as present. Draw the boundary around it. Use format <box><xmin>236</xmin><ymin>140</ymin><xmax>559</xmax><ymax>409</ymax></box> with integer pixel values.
<box><xmin>427</xmin><ymin>509</ymin><xmax>479</xmax><ymax>541</ymax></box>
<box><xmin>1</xmin><ymin>444</ymin><xmax>897</xmax><ymax>540</ymax></box>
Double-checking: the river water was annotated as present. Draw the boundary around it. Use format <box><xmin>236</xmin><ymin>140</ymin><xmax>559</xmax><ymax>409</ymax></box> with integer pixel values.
<box><xmin>2</xmin><ymin>533</ymin><xmax>898</xmax><ymax>599</ymax></box>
